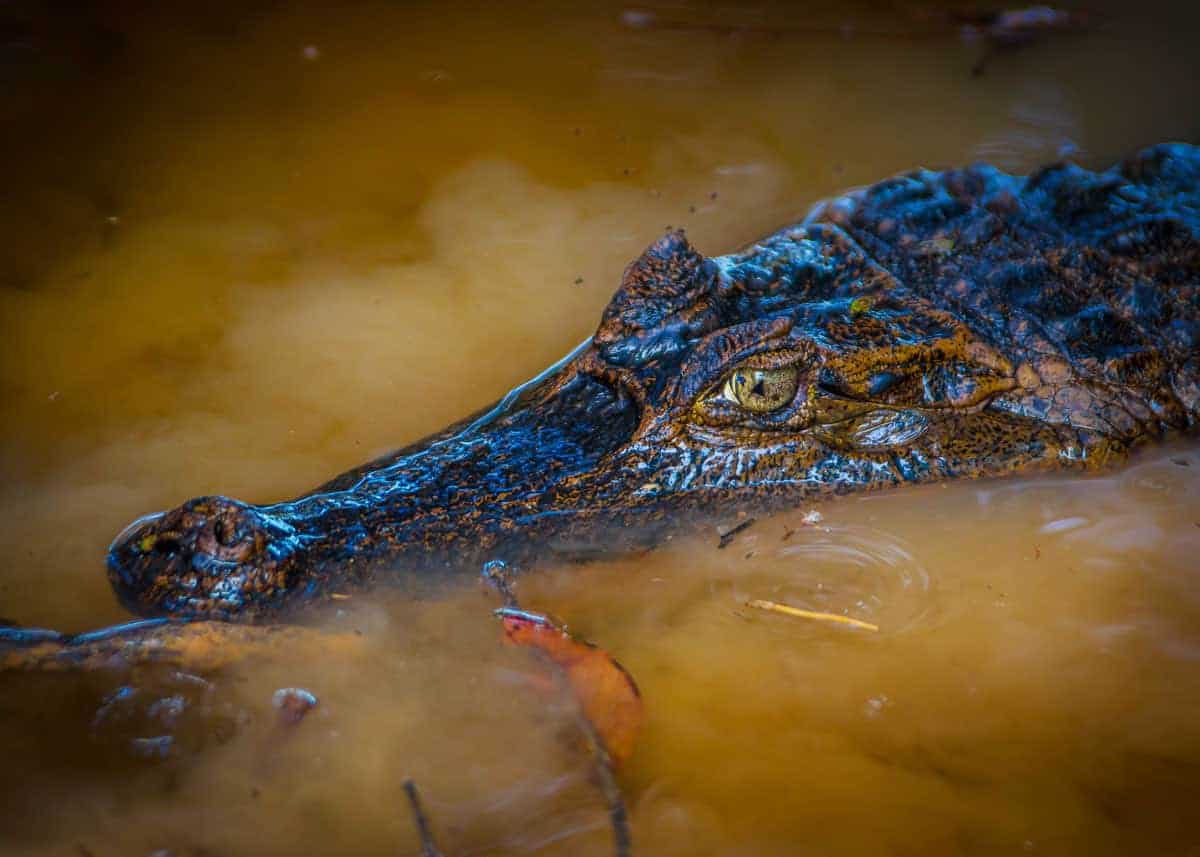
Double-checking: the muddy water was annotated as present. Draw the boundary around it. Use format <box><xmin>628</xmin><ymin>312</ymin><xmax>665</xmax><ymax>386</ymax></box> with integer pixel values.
<box><xmin>1</xmin><ymin>1</ymin><xmax>1198</xmax><ymax>854</ymax></box>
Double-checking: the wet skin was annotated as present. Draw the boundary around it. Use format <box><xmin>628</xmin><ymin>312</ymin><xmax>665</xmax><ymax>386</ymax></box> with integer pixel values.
<box><xmin>86</xmin><ymin>143</ymin><xmax>1200</xmax><ymax>623</ymax></box>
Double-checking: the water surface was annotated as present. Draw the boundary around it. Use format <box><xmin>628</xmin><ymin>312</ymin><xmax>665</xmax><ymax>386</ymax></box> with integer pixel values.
<box><xmin>1</xmin><ymin>1</ymin><xmax>1198</xmax><ymax>854</ymax></box>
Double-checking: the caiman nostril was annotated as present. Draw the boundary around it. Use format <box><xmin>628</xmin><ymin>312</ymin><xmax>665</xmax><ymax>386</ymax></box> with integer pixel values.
<box><xmin>153</xmin><ymin>535</ymin><xmax>182</xmax><ymax>555</ymax></box>
<box><xmin>213</xmin><ymin>519</ymin><xmax>235</xmax><ymax>547</ymax></box>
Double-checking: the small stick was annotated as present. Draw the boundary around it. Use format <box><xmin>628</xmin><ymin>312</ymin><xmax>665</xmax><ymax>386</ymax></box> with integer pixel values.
<box><xmin>718</xmin><ymin>519</ymin><xmax>754</xmax><ymax>549</ymax></box>
<box><xmin>402</xmin><ymin>779</ymin><xmax>445</xmax><ymax>857</ymax></box>
<box><xmin>575</xmin><ymin>712</ymin><xmax>632</xmax><ymax>857</ymax></box>
<box><xmin>481</xmin><ymin>559</ymin><xmax>519</xmax><ymax>608</ymax></box>
<box><xmin>746</xmin><ymin>599</ymin><xmax>879</xmax><ymax>632</ymax></box>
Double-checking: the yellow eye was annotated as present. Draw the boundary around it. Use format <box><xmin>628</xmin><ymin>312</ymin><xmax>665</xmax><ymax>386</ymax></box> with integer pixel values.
<box><xmin>719</xmin><ymin>365</ymin><xmax>800</xmax><ymax>413</ymax></box>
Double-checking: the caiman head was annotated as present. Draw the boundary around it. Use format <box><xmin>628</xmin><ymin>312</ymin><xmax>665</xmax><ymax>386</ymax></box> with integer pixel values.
<box><xmin>106</xmin><ymin>229</ymin><xmax>1121</xmax><ymax>621</ymax></box>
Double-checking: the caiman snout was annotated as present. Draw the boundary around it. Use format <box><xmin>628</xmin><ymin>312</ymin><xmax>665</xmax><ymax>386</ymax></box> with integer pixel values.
<box><xmin>105</xmin><ymin>363</ymin><xmax>643</xmax><ymax>622</ymax></box>
<box><xmin>107</xmin><ymin>496</ymin><xmax>306</xmax><ymax>620</ymax></box>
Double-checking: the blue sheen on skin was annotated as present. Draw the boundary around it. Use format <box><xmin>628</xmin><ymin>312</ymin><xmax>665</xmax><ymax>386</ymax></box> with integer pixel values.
<box><xmin>94</xmin><ymin>143</ymin><xmax>1200</xmax><ymax>623</ymax></box>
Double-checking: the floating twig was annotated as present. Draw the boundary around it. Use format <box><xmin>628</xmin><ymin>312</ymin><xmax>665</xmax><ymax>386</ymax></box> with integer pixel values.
<box><xmin>402</xmin><ymin>779</ymin><xmax>446</xmax><ymax>857</ymax></box>
<box><xmin>746</xmin><ymin>599</ymin><xmax>879</xmax><ymax>632</ymax></box>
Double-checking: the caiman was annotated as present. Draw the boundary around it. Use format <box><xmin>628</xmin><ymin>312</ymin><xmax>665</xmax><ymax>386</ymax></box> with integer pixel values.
<box><xmin>16</xmin><ymin>144</ymin><xmax>1200</xmax><ymax>634</ymax></box>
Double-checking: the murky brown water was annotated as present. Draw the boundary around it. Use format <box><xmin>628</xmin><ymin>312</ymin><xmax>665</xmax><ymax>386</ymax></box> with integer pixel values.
<box><xmin>2</xmin><ymin>1</ymin><xmax>1199</xmax><ymax>854</ymax></box>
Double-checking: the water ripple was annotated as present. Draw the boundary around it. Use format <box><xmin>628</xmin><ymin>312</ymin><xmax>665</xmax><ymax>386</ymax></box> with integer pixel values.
<box><xmin>733</xmin><ymin>524</ymin><xmax>936</xmax><ymax>634</ymax></box>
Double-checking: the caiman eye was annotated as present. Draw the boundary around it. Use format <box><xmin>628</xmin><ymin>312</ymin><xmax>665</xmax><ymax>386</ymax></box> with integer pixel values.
<box><xmin>719</xmin><ymin>365</ymin><xmax>800</xmax><ymax>413</ymax></box>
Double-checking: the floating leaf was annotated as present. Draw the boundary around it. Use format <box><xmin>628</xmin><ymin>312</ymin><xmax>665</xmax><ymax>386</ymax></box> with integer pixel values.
<box><xmin>496</xmin><ymin>608</ymin><xmax>643</xmax><ymax>766</ymax></box>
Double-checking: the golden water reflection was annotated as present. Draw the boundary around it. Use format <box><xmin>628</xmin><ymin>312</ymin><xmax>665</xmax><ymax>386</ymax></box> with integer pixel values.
<box><xmin>1</xmin><ymin>1</ymin><xmax>1198</xmax><ymax>854</ymax></box>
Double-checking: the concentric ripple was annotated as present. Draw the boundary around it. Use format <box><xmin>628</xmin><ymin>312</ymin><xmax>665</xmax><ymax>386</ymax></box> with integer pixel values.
<box><xmin>730</xmin><ymin>522</ymin><xmax>936</xmax><ymax>635</ymax></box>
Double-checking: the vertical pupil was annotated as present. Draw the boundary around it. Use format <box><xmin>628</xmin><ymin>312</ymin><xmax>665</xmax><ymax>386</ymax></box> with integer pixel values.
<box><xmin>718</xmin><ymin>365</ymin><xmax>800</xmax><ymax>413</ymax></box>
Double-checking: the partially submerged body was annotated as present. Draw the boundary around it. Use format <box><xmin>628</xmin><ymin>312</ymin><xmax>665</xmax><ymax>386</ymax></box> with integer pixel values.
<box><xmin>0</xmin><ymin>619</ymin><xmax>365</xmax><ymax>672</ymax></box>
<box><xmin>7</xmin><ymin>143</ymin><xmax>1200</xmax><ymax>647</ymax></box>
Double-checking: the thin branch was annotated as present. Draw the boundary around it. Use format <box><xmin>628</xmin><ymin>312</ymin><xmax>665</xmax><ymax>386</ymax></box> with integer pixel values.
<box><xmin>573</xmin><ymin>709</ymin><xmax>632</xmax><ymax>857</ymax></box>
<box><xmin>402</xmin><ymin>779</ymin><xmax>445</xmax><ymax>857</ymax></box>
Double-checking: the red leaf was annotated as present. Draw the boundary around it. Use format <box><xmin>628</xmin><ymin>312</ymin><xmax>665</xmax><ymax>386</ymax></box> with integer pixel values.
<box><xmin>497</xmin><ymin>608</ymin><xmax>642</xmax><ymax>766</ymax></box>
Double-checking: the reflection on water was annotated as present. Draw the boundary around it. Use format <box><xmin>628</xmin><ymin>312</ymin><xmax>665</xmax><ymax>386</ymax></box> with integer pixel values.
<box><xmin>1</xmin><ymin>0</ymin><xmax>1199</xmax><ymax>855</ymax></box>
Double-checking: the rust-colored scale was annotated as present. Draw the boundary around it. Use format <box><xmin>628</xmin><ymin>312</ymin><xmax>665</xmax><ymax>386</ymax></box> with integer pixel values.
<box><xmin>7</xmin><ymin>144</ymin><xmax>1199</xmax><ymax>635</ymax></box>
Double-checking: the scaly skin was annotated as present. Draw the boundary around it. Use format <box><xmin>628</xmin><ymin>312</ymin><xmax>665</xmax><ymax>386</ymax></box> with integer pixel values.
<box><xmin>81</xmin><ymin>143</ymin><xmax>1200</xmax><ymax>623</ymax></box>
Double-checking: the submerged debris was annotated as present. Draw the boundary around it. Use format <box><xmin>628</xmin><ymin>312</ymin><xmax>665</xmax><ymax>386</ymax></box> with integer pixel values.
<box><xmin>575</xmin><ymin>713</ymin><xmax>633</xmax><ymax>857</ymax></box>
<box><xmin>618</xmin><ymin>5</ymin><xmax>1091</xmax><ymax>76</ymax></box>
<box><xmin>718</xmin><ymin>518</ymin><xmax>755</xmax><ymax>549</ymax></box>
<box><xmin>272</xmin><ymin>687</ymin><xmax>319</xmax><ymax>725</ymax></box>
<box><xmin>402</xmin><ymin>779</ymin><xmax>446</xmax><ymax>857</ymax></box>
<box><xmin>87</xmin><ymin>668</ymin><xmax>239</xmax><ymax>760</ymax></box>
<box><xmin>956</xmin><ymin>5</ymin><xmax>1091</xmax><ymax>75</ymax></box>
<box><xmin>481</xmin><ymin>559</ymin><xmax>519</xmax><ymax>607</ymax></box>
<box><xmin>956</xmin><ymin>6</ymin><xmax>1090</xmax><ymax>48</ymax></box>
